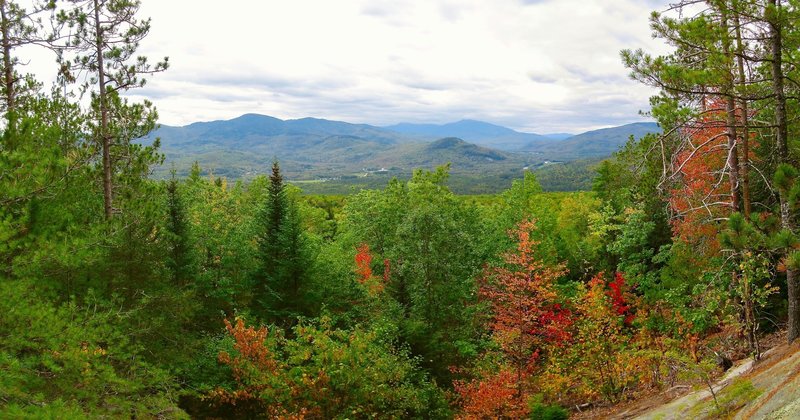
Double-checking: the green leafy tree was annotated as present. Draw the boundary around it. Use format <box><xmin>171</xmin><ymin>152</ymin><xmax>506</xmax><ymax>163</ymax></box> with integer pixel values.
<box><xmin>202</xmin><ymin>317</ymin><xmax>448</xmax><ymax>418</ymax></box>
<box><xmin>341</xmin><ymin>165</ymin><xmax>486</xmax><ymax>382</ymax></box>
<box><xmin>182</xmin><ymin>171</ymin><xmax>257</xmax><ymax>324</ymax></box>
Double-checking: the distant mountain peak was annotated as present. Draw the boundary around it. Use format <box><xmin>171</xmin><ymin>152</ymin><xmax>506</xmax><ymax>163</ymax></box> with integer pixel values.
<box><xmin>383</xmin><ymin>119</ymin><xmax>547</xmax><ymax>147</ymax></box>
<box><xmin>453</xmin><ymin>118</ymin><xmax>501</xmax><ymax>125</ymax></box>
<box><xmin>424</xmin><ymin>136</ymin><xmax>507</xmax><ymax>161</ymax></box>
<box><xmin>428</xmin><ymin>137</ymin><xmax>468</xmax><ymax>149</ymax></box>
<box><xmin>233</xmin><ymin>113</ymin><xmax>280</xmax><ymax>121</ymax></box>
<box><xmin>288</xmin><ymin>116</ymin><xmax>331</xmax><ymax>122</ymax></box>
<box><xmin>528</xmin><ymin>121</ymin><xmax>660</xmax><ymax>158</ymax></box>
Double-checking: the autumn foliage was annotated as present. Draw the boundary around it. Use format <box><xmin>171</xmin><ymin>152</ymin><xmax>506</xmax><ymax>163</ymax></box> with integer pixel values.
<box><xmin>535</xmin><ymin>273</ymin><xmax>651</xmax><ymax>404</ymax></box>
<box><xmin>480</xmin><ymin>221</ymin><xmax>572</xmax><ymax>358</ymax></box>
<box><xmin>669</xmin><ymin>101</ymin><xmax>740</xmax><ymax>255</ymax></box>
<box><xmin>355</xmin><ymin>243</ymin><xmax>373</xmax><ymax>282</ymax></box>
<box><xmin>480</xmin><ymin>220</ymin><xmax>572</xmax><ymax>365</ymax></box>
<box><xmin>209</xmin><ymin>318</ymin><xmax>309</xmax><ymax>418</ymax></box>
<box><xmin>607</xmin><ymin>272</ymin><xmax>635</xmax><ymax>325</ymax></box>
<box><xmin>354</xmin><ymin>243</ymin><xmax>385</xmax><ymax>295</ymax></box>
<box><xmin>453</xmin><ymin>369</ymin><xmax>529</xmax><ymax>419</ymax></box>
<box><xmin>456</xmin><ymin>220</ymin><xmax>572</xmax><ymax>417</ymax></box>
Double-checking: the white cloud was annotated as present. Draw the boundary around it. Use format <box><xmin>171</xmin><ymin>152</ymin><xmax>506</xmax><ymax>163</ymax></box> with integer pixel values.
<box><xmin>22</xmin><ymin>0</ymin><xmax>672</xmax><ymax>133</ymax></box>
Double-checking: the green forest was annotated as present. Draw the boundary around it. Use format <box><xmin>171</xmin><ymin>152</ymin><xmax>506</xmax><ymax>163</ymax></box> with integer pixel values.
<box><xmin>4</xmin><ymin>0</ymin><xmax>800</xmax><ymax>418</ymax></box>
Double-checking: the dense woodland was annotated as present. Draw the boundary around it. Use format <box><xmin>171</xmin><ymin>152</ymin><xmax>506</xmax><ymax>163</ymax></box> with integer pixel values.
<box><xmin>4</xmin><ymin>0</ymin><xmax>800</xmax><ymax>418</ymax></box>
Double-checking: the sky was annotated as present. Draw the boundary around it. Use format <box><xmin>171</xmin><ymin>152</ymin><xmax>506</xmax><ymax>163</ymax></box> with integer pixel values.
<box><xmin>26</xmin><ymin>0</ymin><xmax>672</xmax><ymax>134</ymax></box>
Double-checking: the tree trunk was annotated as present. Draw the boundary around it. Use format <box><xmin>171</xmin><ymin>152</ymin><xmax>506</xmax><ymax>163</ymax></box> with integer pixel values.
<box><xmin>767</xmin><ymin>0</ymin><xmax>799</xmax><ymax>343</ymax></box>
<box><xmin>94</xmin><ymin>0</ymin><xmax>112</xmax><ymax>219</ymax></box>
<box><xmin>721</xmin><ymin>9</ymin><xmax>741</xmax><ymax>212</ymax></box>
<box><xmin>733</xmin><ymin>9</ymin><xmax>752</xmax><ymax>218</ymax></box>
<box><xmin>0</xmin><ymin>0</ymin><xmax>14</xmax><ymax>115</ymax></box>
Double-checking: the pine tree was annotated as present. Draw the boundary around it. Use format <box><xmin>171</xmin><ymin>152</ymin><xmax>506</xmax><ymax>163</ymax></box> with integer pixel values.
<box><xmin>57</xmin><ymin>0</ymin><xmax>168</xmax><ymax>219</ymax></box>
<box><xmin>765</xmin><ymin>0</ymin><xmax>800</xmax><ymax>344</ymax></box>
<box><xmin>0</xmin><ymin>0</ymin><xmax>56</xmax><ymax>118</ymax></box>
<box><xmin>165</xmin><ymin>170</ymin><xmax>194</xmax><ymax>286</ymax></box>
<box><xmin>258</xmin><ymin>161</ymin><xmax>286</xmax><ymax>292</ymax></box>
<box><xmin>623</xmin><ymin>0</ymin><xmax>800</xmax><ymax>344</ymax></box>
<box><xmin>254</xmin><ymin>160</ymin><xmax>309</xmax><ymax>325</ymax></box>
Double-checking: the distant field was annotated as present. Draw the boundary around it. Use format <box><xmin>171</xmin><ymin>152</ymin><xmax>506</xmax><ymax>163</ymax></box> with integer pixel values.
<box><xmin>283</xmin><ymin>159</ymin><xmax>601</xmax><ymax>195</ymax></box>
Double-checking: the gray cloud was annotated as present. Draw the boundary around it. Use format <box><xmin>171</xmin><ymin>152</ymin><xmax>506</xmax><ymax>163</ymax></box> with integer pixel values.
<box><xmin>565</xmin><ymin>67</ymin><xmax>629</xmax><ymax>85</ymax></box>
<box><xmin>91</xmin><ymin>0</ymin><xmax>666</xmax><ymax>133</ymax></box>
<box><xmin>528</xmin><ymin>72</ymin><xmax>560</xmax><ymax>84</ymax></box>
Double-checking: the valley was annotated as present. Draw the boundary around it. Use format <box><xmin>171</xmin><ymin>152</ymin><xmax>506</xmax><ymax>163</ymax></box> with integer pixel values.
<box><xmin>147</xmin><ymin>113</ymin><xmax>659</xmax><ymax>192</ymax></box>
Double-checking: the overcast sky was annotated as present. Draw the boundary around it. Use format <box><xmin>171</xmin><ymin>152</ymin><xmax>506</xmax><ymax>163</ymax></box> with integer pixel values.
<box><xmin>28</xmin><ymin>0</ymin><xmax>671</xmax><ymax>133</ymax></box>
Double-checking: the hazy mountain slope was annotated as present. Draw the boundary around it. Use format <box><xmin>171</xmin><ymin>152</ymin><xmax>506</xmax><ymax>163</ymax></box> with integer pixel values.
<box><xmin>145</xmin><ymin>113</ymin><xmax>659</xmax><ymax>192</ymax></box>
<box><xmin>151</xmin><ymin>115</ymin><xmax>525</xmax><ymax>174</ymax></box>
<box><xmin>384</xmin><ymin>119</ymin><xmax>515</xmax><ymax>139</ymax></box>
<box><xmin>151</xmin><ymin>113</ymin><xmax>411</xmax><ymax>148</ymax></box>
<box><xmin>542</xmin><ymin>132</ymin><xmax>574</xmax><ymax>140</ymax></box>
<box><xmin>529</xmin><ymin>122</ymin><xmax>660</xmax><ymax>158</ymax></box>
<box><xmin>373</xmin><ymin>137</ymin><xmax>514</xmax><ymax>170</ymax></box>
<box><xmin>383</xmin><ymin>119</ymin><xmax>554</xmax><ymax>150</ymax></box>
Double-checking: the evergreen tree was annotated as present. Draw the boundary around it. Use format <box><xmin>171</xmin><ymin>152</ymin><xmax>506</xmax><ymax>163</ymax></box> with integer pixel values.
<box><xmin>254</xmin><ymin>160</ymin><xmax>310</xmax><ymax>325</ymax></box>
<box><xmin>765</xmin><ymin>0</ymin><xmax>800</xmax><ymax>343</ymax></box>
<box><xmin>57</xmin><ymin>0</ymin><xmax>168</xmax><ymax>219</ymax></box>
<box><xmin>0</xmin><ymin>0</ymin><xmax>55</xmax><ymax>117</ymax></box>
<box><xmin>165</xmin><ymin>170</ymin><xmax>195</xmax><ymax>286</ymax></box>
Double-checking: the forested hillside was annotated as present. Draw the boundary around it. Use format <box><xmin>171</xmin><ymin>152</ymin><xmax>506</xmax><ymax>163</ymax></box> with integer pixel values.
<box><xmin>3</xmin><ymin>0</ymin><xmax>800</xmax><ymax>419</ymax></box>
<box><xmin>149</xmin><ymin>114</ymin><xmax>658</xmax><ymax>193</ymax></box>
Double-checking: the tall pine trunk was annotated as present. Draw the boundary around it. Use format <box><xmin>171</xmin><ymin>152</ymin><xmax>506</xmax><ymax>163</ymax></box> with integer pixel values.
<box><xmin>767</xmin><ymin>0</ymin><xmax>799</xmax><ymax>343</ymax></box>
<box><xmin>721</xmin><ymin>8</ymin><xmax>741</xmax><ymax>212</ymax></box>
<box><xmin>733</xmin><ymin>9</ymin><xmax>752</xmax><ymax>217</ymax></box>
<box><xmin>724</xmin><ymin>95</ymin><xmax>741</xmax><ymax>212</ymax></box>
<box><xmin>0</xmin><ymin>0</ymin><xmax>14</xmax><ymax>115</ymax></box>
<box><xmin>93</xmin><ymin>0</ymin><xmax>112</xmax><ymax>219</ymax></box>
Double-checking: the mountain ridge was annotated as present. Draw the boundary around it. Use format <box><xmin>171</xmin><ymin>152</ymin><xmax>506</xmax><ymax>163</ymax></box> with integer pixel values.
<box><xmin>146</xmin><ymin>113</ymin><xmax>660</xmax><ymax>192</ymax></box>
<box><xmin>154</xmin><ymin>113</ymin><xmax>658</xmax><ymax>152</ymax></box>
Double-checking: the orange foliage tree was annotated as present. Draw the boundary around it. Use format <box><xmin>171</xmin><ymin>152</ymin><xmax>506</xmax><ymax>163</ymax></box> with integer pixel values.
<box><xmin>355</xmin><ymin>243</ymin><xmax>373</xmax><ymax>282</ymax></box>
<box><xmin>354</xmin><ymin>243</ymin><xmax>385</xmax><ymax>295</ymax></box>
<box><xmin>453</xmin><ymin>369</ymin><xmax>529</xmax><ymax>419</ymax></box>
<box><xmin>456</xmin><ymin>220</ymin><xmax>572</xmax><ymax>417</ymax></box>
<box><xmin>669</xmin><ymin>100</ymin><xmax>749</xmax><ymax>256</ymax></box>
<box><xmin>208</xmin><ymin>318</ymin><xmax>311</xmax><ymax>418</ymax></box>
<box><xmin>208</xmin><ymin>316</ymin><xmax>443</xmax><ymax>418</ymax></box>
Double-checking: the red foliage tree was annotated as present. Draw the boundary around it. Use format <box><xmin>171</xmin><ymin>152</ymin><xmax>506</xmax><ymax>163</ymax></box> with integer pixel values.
<box><xmin>607</xmin><ymin>272</ymin><xmax>635</xmax><ymax>325</ymax></box>
<box><xmin>354</xmin><ymin>243</ymin><xmax>384</xmax><ymax>295</ymax></box>
<box><xmin>459</xmin><ymin>220</ymin><xmax>572</xmax><ymax>416</ymax></box>
<box><xmin>354</xmin><ymin>243</ymin><xmax>373</xmax><ymax>284</ymax></box>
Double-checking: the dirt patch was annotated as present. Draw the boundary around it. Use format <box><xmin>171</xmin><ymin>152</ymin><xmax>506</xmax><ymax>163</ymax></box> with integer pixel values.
<box><xmin>571</xmin><ymin>385</ymin><xmax>696</xmax><ymax>419</ymax></box>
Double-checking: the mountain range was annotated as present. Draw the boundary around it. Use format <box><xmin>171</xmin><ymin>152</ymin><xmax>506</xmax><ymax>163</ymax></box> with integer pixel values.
<box><xmin>146</xmin><ymin>114</ymin><xmax>659</xmax><ymax>193</ymax></box>
<box><xmin>383</xmin><ymin>119</ymin><xmax>553</xmax><ymax>150</ymax></box>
